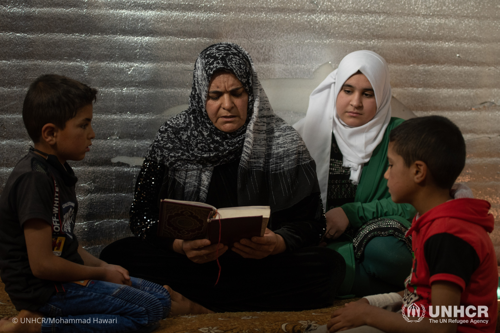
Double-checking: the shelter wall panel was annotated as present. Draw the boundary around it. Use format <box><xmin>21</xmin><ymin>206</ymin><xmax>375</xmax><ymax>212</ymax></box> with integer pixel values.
<box><xmin>1</xmin><ymin>0</ymin><xmax>499</xmax><ymax>253</ymax></box>
<box><xmin>77</xmin><ymin>193</ymin><xmax>132</xmax><ymax>221</ymax></box>
<box><xmin>0</xmin><ymin>115</ymin><xmax>165</xmax><ymax>141</ymax></box>
<box><xmin>2</xmin><ymin>6</ymin><xmax>500</xmax><ymax>44</ymax></box>
<box><xmin>415</xmin><ymin>110</ymin><xmax>500</xmax><ymax>135</ymax></box>
<box><xmin>0</xmin><ymin>140</ymin><xmax>150</xmax><ymax>167</ymax></box>
<box><xmin>0</xmin><ymin>88</ymin><xmax>190</xmax><ymax>116</ymax></box>
<box><xmin>73</xmin><ymin>219</ymin><xmax>132</xmax><ymax>246</ymax></box>
<box><xmin>394</xmin><ymin>89</ymin><xmax>500</xmax><ymax>111</ymax></box>
<box><xmin>73</xmin><ymin>166</ymin><xmax>140</xmax><ymax>195</ymax></box>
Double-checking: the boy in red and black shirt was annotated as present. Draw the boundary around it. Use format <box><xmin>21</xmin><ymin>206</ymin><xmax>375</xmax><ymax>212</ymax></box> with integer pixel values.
<box><xmin>326</xmin><ymin>116</ymin><xmax>497</xmax><ymax>333</ymax></box>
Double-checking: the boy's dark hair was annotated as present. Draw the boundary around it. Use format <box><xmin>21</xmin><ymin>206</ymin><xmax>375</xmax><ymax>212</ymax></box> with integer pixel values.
<box><xmin>23</xmin><ymin>74</ymin><xmax>98</xmax><ymax>143</ymax></box>
<box><xmin>389</xmin><ymin>116</ymin><xmax>466</xmax><ymax>189</ymax></box>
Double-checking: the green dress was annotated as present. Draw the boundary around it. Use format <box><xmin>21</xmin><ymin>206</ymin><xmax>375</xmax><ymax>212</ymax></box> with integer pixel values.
<box><xmin>326</xmin><ymin>117</ymin><xmax>417</xmax><ymax>297</ymax></box>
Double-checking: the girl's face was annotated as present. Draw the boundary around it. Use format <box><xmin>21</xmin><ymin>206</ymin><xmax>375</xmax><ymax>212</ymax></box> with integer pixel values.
<box><xmin>336</xmin><ymin>73</ymin><xmax>378</xmax><ymax>127</ymax></box>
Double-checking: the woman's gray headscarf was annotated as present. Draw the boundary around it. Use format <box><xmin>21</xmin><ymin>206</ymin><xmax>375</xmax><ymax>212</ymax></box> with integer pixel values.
<box><xmin>147</xmin><ymin>43</ymin><xmax>319</xmax><ymax>211</ymax></box>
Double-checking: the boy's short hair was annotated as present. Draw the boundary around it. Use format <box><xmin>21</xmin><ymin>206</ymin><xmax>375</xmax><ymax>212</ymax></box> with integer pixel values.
<box><xmin>23</xmin><ymin>74</ymin><xmax>98</xmax><ymax>143</ymax></box>
<box><xmin>389</xmin><ymin>116</ymin><xmax>466</xmax><ymax>189</ymax></box>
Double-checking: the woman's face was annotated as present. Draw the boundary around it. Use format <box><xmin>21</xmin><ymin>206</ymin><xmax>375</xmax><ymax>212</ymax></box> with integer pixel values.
<box><xmin>206</xmin><ymin>72</ymin><xmax>248</xmax><ymax>133</ymax></box>
<box><xmin>336</xmin><ymin>73</ymin><xmax>378</xmax><ymax>127</ymax></box>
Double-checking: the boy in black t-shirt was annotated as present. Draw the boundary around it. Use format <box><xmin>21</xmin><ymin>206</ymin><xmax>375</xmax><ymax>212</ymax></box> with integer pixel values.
<box><xmin>0</xmin><ymin>74</ymin><xmax>210</xmax><ymax>333</ymax></box>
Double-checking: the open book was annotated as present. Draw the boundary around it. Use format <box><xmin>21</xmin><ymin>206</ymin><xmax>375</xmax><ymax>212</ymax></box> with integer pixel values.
<box><xmin>157</xmin><ymin>199</ymin><xmax>270</xmax><ymax>246</ymax></box>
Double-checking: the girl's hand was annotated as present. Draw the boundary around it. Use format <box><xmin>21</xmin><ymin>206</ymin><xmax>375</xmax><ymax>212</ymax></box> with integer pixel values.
<box><xmin>325</xmin><ymin>207</ymin><xmax>349</xmax><ymax>239</ymax></box>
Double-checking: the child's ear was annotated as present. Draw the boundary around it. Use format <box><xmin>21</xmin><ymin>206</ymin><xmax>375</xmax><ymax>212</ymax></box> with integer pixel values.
<box><xmin>40</xmin><ymin>123</ymin><xmax>58</xmax><ymax>146</ymax></box>
<box><xmin>412</xmin><ymin>160</ymin><xmax>428</xmax><ymax>184</ymax></box>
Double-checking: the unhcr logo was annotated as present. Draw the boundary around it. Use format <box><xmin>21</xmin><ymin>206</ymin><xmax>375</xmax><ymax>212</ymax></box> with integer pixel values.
<box><xmin>428</xmin><ymin>306</ymin><xmax>489</xmax><ymax>325</ymax></box>
<box><xmin>402</xmin><ymin>303</ymin><xmax>426</xmax><ymax>323</ymax></box>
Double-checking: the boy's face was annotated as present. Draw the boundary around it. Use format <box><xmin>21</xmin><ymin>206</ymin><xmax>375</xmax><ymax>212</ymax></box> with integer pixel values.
<box><xmin>54</xmin><ymin>104</ymin><xmax>95</xmax><ymax>165</ymax></box>
<box><xmin>384</xmin><ymin>142</ymin><xmax>416</xmax><ymax>204</ymax></box>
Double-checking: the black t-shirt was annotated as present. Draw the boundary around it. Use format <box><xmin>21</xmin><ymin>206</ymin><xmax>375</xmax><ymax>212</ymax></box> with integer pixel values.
<box><xmin>0</xmin><ymin>151</ymin><xmax>83</xmax><ymax>311</ymax></box>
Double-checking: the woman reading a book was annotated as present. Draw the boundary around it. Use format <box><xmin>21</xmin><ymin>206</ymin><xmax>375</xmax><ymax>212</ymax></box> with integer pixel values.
<box><xmin>293</xmin><ymin>50</ymin><xmax>416</xmax><ymax>298</ymax></box>
<box><xmin>100</xmin><ymin>43</ymin><xmax>345</xmax><ymax>312</ymax></box>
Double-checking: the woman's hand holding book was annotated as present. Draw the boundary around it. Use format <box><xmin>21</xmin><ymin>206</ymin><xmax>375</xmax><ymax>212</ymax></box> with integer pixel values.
<box><xmin>232</xmin><ymin>228</ymin><xmax>286</xmax><ymax>259</ymax></box>
<box><xmin>173</xmin><ymin>238</ymin><xmax>228</xmax><ymax>264</ymax></box>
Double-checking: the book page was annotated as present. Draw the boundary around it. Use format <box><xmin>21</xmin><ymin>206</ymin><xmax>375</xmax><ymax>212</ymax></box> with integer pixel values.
<box><xmin>216</xmin><ymin>206</ymin><xmax>270</xmax><ymax>235</ymax></box>
<box><xmin>160</xmin><ymin>199</ymin><xmax>216</xmax><ymax>210</ymax></box>
<box><xmin>216</xmin><ymin>206</ymin><xmax>270</xmax><ymax>219</ymax></box>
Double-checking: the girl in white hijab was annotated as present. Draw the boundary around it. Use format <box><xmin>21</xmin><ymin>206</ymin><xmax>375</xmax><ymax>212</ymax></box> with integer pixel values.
<box><xmin>295</xmin><ymin>50</ymin><xmax>416</xmax><ymax>297</ymax></box>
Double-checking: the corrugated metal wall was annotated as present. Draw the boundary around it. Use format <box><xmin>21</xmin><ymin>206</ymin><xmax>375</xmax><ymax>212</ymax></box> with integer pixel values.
<box><xmin>1</xmin><ymin>0</ymin><xmax>499</xmax><ymax>256</ymax></box>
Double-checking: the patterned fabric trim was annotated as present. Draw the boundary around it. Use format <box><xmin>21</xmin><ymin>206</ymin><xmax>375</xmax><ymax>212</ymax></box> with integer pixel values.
<box><xmin>352</xmin><ymin>218</ymin><xmax>412</xmax><ymax>260</ymax></box>
<box><xmin>326</xmin><ymin>134</ymin><xmax>357</xmax><ymax>211</ymax></box>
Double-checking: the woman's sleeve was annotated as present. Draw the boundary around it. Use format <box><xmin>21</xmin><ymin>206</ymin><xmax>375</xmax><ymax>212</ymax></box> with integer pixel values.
<box><xmin>129</xmin><ymin>158</ymin><xmax>166</xmax><ymax>239</ymax></box>
<box><xmin>341</xmin><ymin>199</ymin><xmax>416</xmax><ymax>229</ymax></box>
<box><xmin>271</xmin><ymin>191</ymin><xmax>326</xmax><ymax>252</ymax></box>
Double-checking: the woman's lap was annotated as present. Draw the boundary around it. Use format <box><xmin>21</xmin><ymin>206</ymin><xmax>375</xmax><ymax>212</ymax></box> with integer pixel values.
<box><xmin>100</xmin><ymin>237</ymin><xmax>346</xmax><ymax>312</ymax></box>
<box><xmin>351</xmin><ymin>235</ymin><xmax>412</xmax><ymax>296</ymax></box>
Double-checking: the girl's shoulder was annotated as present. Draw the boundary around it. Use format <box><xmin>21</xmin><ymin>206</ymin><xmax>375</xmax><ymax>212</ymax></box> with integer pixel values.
<box><xmin>380</xmin><ymin>117</ymin><xmax>404</xmax><ymax>138</ymax></box>
<box><xmin>389</xmin><ymin>117</ymin><xmax>405</xmax><ymax>128</ymax></box>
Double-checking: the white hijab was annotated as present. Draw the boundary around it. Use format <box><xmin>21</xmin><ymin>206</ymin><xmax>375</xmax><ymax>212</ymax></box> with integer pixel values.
<box><xmin>294</xmin><ymin>50</ymin><xmax>392</xmax><ymax>208</ymax></box>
